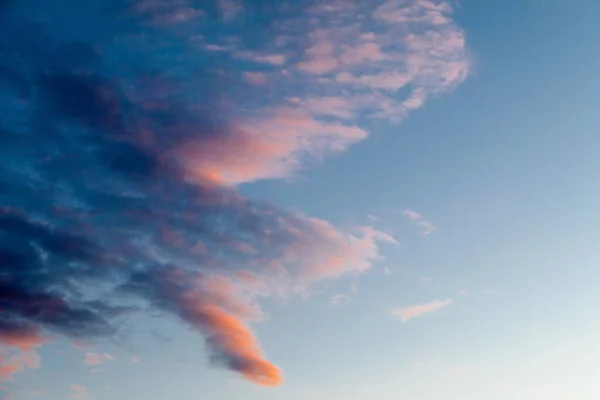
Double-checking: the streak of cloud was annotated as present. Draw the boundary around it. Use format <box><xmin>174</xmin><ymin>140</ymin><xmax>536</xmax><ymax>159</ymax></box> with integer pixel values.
<box><xmin>392</xmin><ymin>299</ymin><xmax>454</xmax><ymax>322</ymax></box>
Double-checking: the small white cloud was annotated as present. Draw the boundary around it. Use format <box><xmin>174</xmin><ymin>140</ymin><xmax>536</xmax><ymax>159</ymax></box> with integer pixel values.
<box><xmin>392</xmin><ymin>299</ymin><xmax>453</xmax><ymax>322</ymax></box>
<box><xmin>402</xmin><ymin>209</ymin><xmax>436</xmax><ymax>235</ymax></box>
<box><xmin>331</xmin><ymin>294</ymin><xmax>348</xmax><ymax>305</ymax></box>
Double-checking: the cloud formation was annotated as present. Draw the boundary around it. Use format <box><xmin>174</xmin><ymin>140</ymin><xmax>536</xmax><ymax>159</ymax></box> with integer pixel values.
<box><xmin>392</xmin><ymin>299</ymin><xmax>454</xmax><ymax>322</ymax></box>
<box><xmin>0</xmin><ymin>0</ymin><xmax>467</xmax><ymax>387</ymax></box>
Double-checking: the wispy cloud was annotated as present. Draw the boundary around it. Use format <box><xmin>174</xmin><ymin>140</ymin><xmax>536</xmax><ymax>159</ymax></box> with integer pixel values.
<box><xmin>402</xmin><ymin>209</ymin><xmax>436</xmax><ymax>235</ymax></box>
<box><xmin>191</xmin><ymin>0</ymin><xmax>470</xmax><ymax>182</ymax></box>
<box><xmin>331</xmin><ymin>294</ymin><xmax>348</xmax><ymax>305</ymax></box>
<box><xmin>392</xmin><ymin>299</ymin><xmax>454</xmax><ymax>322</ymax></box>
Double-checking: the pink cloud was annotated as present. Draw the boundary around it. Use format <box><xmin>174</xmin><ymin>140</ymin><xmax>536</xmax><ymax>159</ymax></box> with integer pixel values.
<box><xmin>297</xmin><ymin>57</ymin><xmax>338</xmax><ymax>75</ymax></box>
<box><xmin>179</xmin><ymin>107</ymin><xmax>368</xmax><ymax>185</ymax></box>
<box><xmin>0</xmin><ymin>349</ymin><xmax>41</xmax><ymax>381</ymax></box>
<box><xmin>392</xmin><ymin>299</ymin><xmax>454</xmax><ymax>322</ymax></box>
<box><xmin>297</xmin><ymin>31</ymin><xmax>339</xmax><ymax>75</ymax></box>
<box><xmin>189</xmin><ymin>0</ymin><xmax>469</xmax><ymax>188</ymax></box>
<box><xmin>289</xmin><ymin>221</ymin><xmax>398</xmax><ymax>282</ymax></box>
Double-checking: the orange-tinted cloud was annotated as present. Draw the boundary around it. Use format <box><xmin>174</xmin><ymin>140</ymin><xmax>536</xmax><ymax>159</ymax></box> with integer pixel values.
<box><xmin>179</xmin><ymin>107</ymin><xmax>368</xmax><ymax>185</ymax></box>
<box><xmin>189</xmin><ymin>304</ymin><xmax>281</xmax><ymax>386</ymax></box>
<box><xmin>0</xmin><ymin>324</ymin><xmax>45</xmax><ymax>381</ymax></box>
<box><xmin>125</xmin><ymin>268</ymin><xmax>280</xmax><ymax>386</ymax></box>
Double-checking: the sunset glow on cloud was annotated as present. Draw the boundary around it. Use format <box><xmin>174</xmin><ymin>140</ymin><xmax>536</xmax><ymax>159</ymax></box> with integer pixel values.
<box><xmin>2</xmin><ymin>0</ymin><xmax>600</xmax><ymax>399</ymax></box>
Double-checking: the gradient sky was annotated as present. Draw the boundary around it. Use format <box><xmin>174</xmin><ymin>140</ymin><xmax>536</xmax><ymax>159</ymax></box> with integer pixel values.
<box><xmin>1</xmin><ymin>0</ymin><xmax>600</xmax><ymax>399</ymax></box>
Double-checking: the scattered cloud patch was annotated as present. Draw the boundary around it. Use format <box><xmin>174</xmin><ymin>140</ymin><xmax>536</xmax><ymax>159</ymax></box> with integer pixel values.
<box><xmin>84</xmin><ymin>352</ymin><xmax>115</xmax><ymax>366</ymax></box>
<box><xmin>402</xmin><ymin>209</ymin><xmax>436</xmax><ymax>235</ymax></box>
<box><xmin>0</xmin><ymin>348</ymin><xmax>41</xmax><ymax>381</ymax></box>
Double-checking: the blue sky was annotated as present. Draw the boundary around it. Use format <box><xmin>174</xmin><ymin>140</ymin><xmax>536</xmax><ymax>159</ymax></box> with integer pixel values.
<box><xmin>1</xmin><ymin>0</ymin><xmax>600</xmax><ymax>399</ymax></box>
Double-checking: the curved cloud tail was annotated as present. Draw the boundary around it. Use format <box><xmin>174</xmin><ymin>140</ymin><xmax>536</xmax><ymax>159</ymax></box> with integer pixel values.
<box><xmin>124</xmin><ymin>268</ymin><xmax>281</xmax><ymax>385</ymax></box>
<box><xmin>197</xmin><ymin>305</ymin><xmax>281</xmax><ymax>386</ymax></box>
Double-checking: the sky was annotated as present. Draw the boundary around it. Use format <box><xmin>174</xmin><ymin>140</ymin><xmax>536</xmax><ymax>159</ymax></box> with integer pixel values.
<box><xmin>1</xmin><ymin>0</ymin><xmax>600</xmax><ymax>399</ymax></box>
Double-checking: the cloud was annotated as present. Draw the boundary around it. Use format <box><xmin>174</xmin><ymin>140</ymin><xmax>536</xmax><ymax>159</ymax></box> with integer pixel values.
<box><xmin>373</xmin><ymin>0</ymin><xmax>452</xmax><ymax>24</ymax></box>
<box><xmin>0</xmin><ymin>348</ymin><xmax>41</xmax><ymax>381</ymax></box>
<box><xmin>123</xmin><ymin>267</ymin><xmax>281</xmax><ymax>386</ymax></box>
<box><xmin>402</xmin><ymin>209</ymin><xmax>436</xmax><ymax>235</ymax></box>
<box><xmin>331</xmin><ymin>294</ymin><xmax>349</xmax><ymax>305</ymax></box>
<box><xmin>83</xmin><ymin>352</ymin><xmax>115</xmax><ymax>366</ymax></box>
<box><xmin>71</xmin><ymin>385</ymin><xmax>88</xmax><ymax>400</ymax></box>
<box><xmin>0</xmin><ymin>0</ymin><xmax>466</xmax><ymax>386</ymax></box>
<box><xmin>179</xmin><ymin>107</ymin><xmax>368</xmax><ymax>184</ymax></box>
<box><xmin>392</xmin><ymin>299</ymin><xmax>453</xmax><ymax>322</ymax></box>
